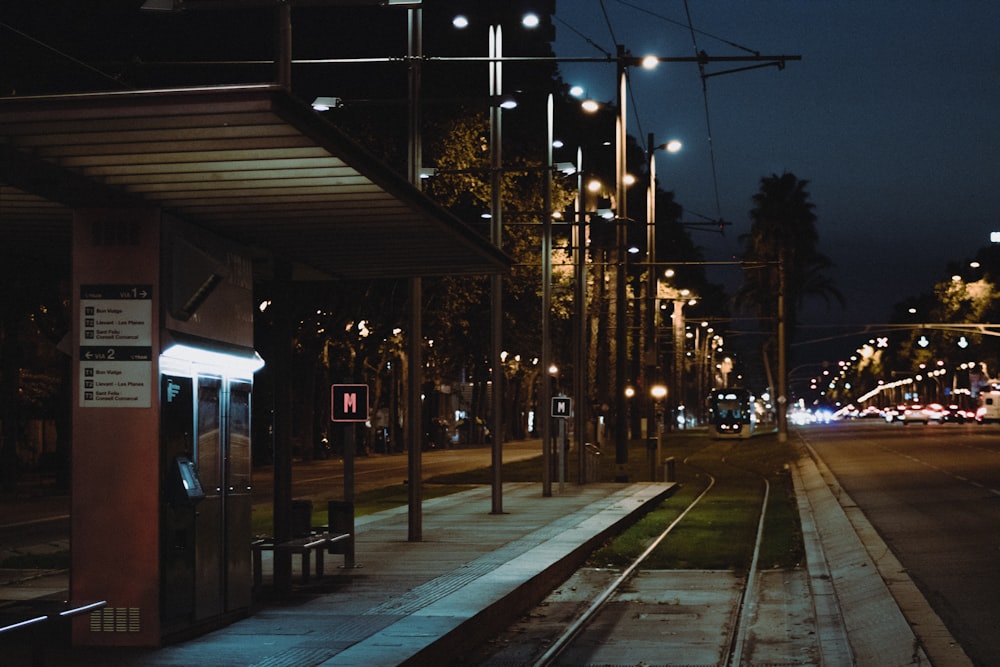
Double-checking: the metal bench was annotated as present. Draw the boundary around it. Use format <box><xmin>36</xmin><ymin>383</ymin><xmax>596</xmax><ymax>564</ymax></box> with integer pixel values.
<box><xmin>251</xmin><ymin>532</ymin><xmax>350</xmax><ymax>589</ymax></box>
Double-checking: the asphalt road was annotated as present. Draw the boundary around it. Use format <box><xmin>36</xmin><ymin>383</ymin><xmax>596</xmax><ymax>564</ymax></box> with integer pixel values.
<box><xmin>250</xmin><ymin>439</ymin><xmax>545</xmax><ymax>501</ymax></box>
<box><xmin>800</xmin><ymin>419</ymin><xmax>1000</xmax><ymax>667</ymax></box>
<box><xmin>1</xmin><ymin>441</ymin><xmax>546</xmax><ymax>562</ymax></box>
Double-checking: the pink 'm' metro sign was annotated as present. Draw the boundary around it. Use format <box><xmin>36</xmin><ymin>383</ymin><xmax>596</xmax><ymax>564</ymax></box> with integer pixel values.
<box><xmin>331</xmin><ymin>384</ymin><xmax>369</xmax><ymax>422</ymax></box>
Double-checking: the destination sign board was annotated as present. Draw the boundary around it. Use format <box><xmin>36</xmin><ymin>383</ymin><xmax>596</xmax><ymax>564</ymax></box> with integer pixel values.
<box><xmin>79</xmin><ymin>284</ymin><xmax>153</xmax><ymax>408</ymax></box>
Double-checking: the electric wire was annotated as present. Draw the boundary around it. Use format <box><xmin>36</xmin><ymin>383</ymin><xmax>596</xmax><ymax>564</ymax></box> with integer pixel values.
<box><xmin>551</xmin><ymin>15</ymin><xmax>612</xmax><ymax>59</ymax></box>
<box><xmin>598</xmin><ymin>1</ymin><xmax>647</xmax><ymax>159</ymax></box>
<box><xmin>0</xmin><ymin>21</ymin><xmax>130</xmax><ymax>89</ymax></box>
<box><xmin>682</xmin><ymin>0</ymin><xmax>726</xmax><ymax>229</ymax></box>
<box><xmin>558</xmin><ymin>1</ymin><xmax>753</xmax><ymax>233</ymax></box>
<box><xmin>614</xmin><ymin>0</ymin><xmax>762</xmax><ymax>55</ymax></box>
<box><xmin>598</xmin><ymin>0</ymin><xmax>619</xmax><ymax>47</ymax></box>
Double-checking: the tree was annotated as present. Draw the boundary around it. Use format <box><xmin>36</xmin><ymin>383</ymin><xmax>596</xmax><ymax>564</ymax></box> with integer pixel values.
<box><xmin>422</xmin><ymin>108</ymin><xmax>576</xmax><ymax>442</ymax></box>
<box><xmin>737</xmin><ymin>172</ymin><xmax>843</xmax><ymax>388</ymax></box>
<box><xmin>884</xmin><ymin>245</ymin><xmax>1000</xmax><ymax>385</ymax></box>
<box><xmin>0</xmin><ymin>254</ymin><xmax>70</xmax><ymax>491</ymax></box>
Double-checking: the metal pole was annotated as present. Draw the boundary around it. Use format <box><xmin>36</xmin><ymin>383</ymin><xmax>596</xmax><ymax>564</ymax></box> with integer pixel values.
<box><xmin>272</xmin><ymin>259</ymin><xmax>293</xmax><ymax>596</ymax></box>
<box><xmin>777</xmin><ymin>257</ymin><xmax>788</xmax><ymax>442</ymax></box>
<box><xmin>406</xmin><ymin>4</ymin><xmax>423</xmax><ymax>543</ymax></box>
<box><xmin>574</xmin><ymin>147</ymin><xmax>588</xmax><ymax>484</ymax></box>
<box><xmin>646</xmin><ymin>133</ymin><xmax>657</xmax><ymax>441</ymax></box>
<box><xmin>558</xmin><ymin>412</ymin><xmax>566</xmax><ymax>492</ymax></box>
<box><xmin>490</xmin><ymin>25</ymin><xmax>505</xmax><ymax>513</ymax></box>
<box><xmin>541</xmin><ymin>93</ymin><xmax>553</xmax><ymax>496</ymax></box>
<box><xmin>614</xmin><ymin>46</ymin><xmax>629</xmax><ymax>481</ymax></box>
<box><xmin>407</xmin><ymin>7</ymin><xmax>421</xmax><ymax>186</ymax></box>
<box><xmin>342</xmin><ymin>419</ymin><xmax>356</xmax><ymax>566</ymax></box>
<box><xmin>407</xmin><ymin>278</ymin><xmax>423</xmax><ymax>538</ymax></box>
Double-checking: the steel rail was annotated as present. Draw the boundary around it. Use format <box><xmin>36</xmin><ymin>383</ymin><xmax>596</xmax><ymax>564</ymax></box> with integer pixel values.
<box><xmin>531</xmin><ymin>472</ymin><xmax>716</xmax><ymax>667</ymax></box>
<box><xmin>533</xmin><ymin>444</ymin><xmax>772</xmax><ymax>667</ymax></box>
<box><xmin>726</xmin><ymin>473</ymin><xmax>770</xmax><ymax>667</ymax></box>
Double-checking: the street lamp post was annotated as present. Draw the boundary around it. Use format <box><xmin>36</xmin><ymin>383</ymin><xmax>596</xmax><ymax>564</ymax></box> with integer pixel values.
<box><xmin>462</xmin><ymin>12</ymin><xmax>541</xmax><ymax>509</ymax></box>
<box><xmin>406</xmin><ymin>4</ymin><xmax>423</xmax><ymax>542</ymax></box>
<box><xmin>488</xmin><ymin>23</ymin><xmax>505</xmax><ymax>513</ymax></box>
<box><xmin>541</xmin><ymin>92</ymin><xmax>553</xmax><ymax>496</ymax></box>
<box><xmin>573</xmin><ymin>146</ymin><xmax>589</xmax><ymax>485</ymax></box>
<box><xmin>614</xmin><ymin>44</ymin><xmax>629</xmax><ymax>481</ymax></box>
<box><xmin>645</xmin><ymin>134</ymin><xmax>680</xmax><ymax>438</ymax></box>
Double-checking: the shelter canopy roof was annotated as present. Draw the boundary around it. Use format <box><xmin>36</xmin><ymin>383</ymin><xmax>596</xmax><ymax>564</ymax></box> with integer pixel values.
<box><xmin>0</xmin><ymin>84</ymin><xmax>510</xmax><ymax>280</ymax></box>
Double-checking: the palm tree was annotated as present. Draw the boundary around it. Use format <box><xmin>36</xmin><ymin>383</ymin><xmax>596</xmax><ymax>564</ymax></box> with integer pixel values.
<box><xmin>737</xmin><ymin>172</ymin><xmax>844</xmax><ymax>409</ymax></box>
<box><xmin>738</xmin><ymin>172</ymin><xmax>843</xmax><ymax>327</ymax></box>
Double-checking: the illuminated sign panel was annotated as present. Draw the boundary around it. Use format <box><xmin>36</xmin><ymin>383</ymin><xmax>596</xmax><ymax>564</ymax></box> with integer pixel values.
<box><xmin>551</xmin><ymin>396</ymin><xmax>572</xmax><ymax>418</ymax></box>
<box><xmin>79</xmin><ymin>284</ymin><xmax>153</xmax><ymax>407</ymax></box>
<box><xmin>331</xmin><ymin>384</ymin><xmax>370</xmax><ymax>422</ymax></box>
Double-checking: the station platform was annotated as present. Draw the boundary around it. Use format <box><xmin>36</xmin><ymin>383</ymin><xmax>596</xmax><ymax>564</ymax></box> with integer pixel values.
<box><xmin>2</xmin><ymin>481</ymin><xmax>673</xmax><ymax>667</ymax></box>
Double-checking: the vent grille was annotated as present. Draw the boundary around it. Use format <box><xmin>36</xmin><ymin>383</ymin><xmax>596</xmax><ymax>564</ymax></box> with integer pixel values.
<box><xmin>89</xmin><ymin>606</ymin><xmax>141</xmax><ymax>633</ymax></box>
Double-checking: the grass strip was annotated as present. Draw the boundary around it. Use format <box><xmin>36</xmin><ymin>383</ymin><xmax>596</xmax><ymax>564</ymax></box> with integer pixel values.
<box><xmin>587</xmin><ymin>432</ymin><xmax>804</xmax><ymax>571</ymax></box>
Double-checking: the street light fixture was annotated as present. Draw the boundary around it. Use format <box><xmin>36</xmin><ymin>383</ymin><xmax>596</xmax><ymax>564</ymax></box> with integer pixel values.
<box><xmin>641</xmin><ymin>55</ymin><xmax>660</xmax><ymax>70</ymax></box>
<box><xmin>311</xmin><ymin>96</ymin><xmax>343</xmax><ymax>111</ymax></box>
<box><xmin>451</xmin><ymin>10</ymin><xmax>540</xmax><ymax>508</ymax></box>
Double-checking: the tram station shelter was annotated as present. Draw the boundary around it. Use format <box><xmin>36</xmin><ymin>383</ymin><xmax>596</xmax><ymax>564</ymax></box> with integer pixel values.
<box><xmin>0</xmin><ymin>85</ymin><xmax>510</xmax><ymax>646</ymax></box>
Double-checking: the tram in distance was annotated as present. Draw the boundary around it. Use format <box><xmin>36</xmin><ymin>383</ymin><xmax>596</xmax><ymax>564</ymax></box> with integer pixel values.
<box><xmin>708</xmin><ymin>387</ymin><xmax>777</xmax><ymax>439</ymax></box>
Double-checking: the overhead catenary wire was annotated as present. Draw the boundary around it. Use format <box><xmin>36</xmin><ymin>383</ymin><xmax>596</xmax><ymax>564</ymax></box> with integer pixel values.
<box><xmin>557</xmin><ymin>1</ymin><xmax>749</xmax><ymax>233</ymax></box>
<box><xmin>0</xmin><ymin>21</ymin><xmax>130</xmax><ymax>89</ymax></box>
<box><xmin>595</xmin><ymin>0</ymin><xmax>649</xmax><ymax>168</ymax></box>
<box><xmin>681</xmin><ymin>0</ymin><xmax>726</xmax><ymax>229</ymax></box>
<box><xmin>614</xmin><ymin>0</ymin><xmax>763</xmax><ymax>56</ymax></box>
<box><xmin>561</xmin><ymin>1</ymin><xmax>798</xmax><ymax>243</ymax></box>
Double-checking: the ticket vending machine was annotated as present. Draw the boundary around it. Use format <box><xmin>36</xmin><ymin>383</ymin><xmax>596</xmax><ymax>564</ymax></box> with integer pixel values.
<box><xmin>160</xmin><ymin>373</ymin><xmax>197</xmax><ymax>626</ymax></box>
<box><xmin>159</xmin><ymin>348</ymin><xmax>260</xmax><ymax>634</ymax></box>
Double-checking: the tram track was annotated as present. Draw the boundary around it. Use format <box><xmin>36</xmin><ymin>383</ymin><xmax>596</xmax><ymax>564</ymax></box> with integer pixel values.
<box><xmin>534</xmin><ymin>448</ymin><xmax>772</xmax><ymax>667</ymax></box>
<box><xmin>531</xmin><ymin>471</ymin><xmax>719</xmax><ymax>667</ymax></box>
<box><xmin>472</xmin><ymin>437</ymin><xmax>817</xmax><ymax>667</ymax></box>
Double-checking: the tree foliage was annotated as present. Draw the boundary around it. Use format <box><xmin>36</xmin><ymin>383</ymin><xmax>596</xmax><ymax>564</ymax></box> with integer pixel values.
<box><xmin>422</xmin><ymin>108</ymin><xmax>577</xmax><ymax>440</ymax></box>
<box><xmin>738</xmin><ymin>172</ymin><xmax>843</xmax><ymax>329</ymax></box>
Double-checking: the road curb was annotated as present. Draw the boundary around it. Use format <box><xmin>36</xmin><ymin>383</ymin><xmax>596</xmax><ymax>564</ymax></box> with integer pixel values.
<box><xmin>796</xmin><ymin>435</ymin><xmax>973</xmax><ymax>666</ymax></box>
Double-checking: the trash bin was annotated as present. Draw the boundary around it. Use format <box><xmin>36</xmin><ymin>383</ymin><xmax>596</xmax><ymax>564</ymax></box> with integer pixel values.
<box><xmin>327</xmin><ymin>500</ymin><xmax>353</xmax><ymax>533</ymax></box>
<box><xmin>584</xmin><ymin>443</ymin><xmax>601</xmax><ymax>483</ymax></box>
<box><xmin>290</xmin><ymin>499</ymin><xmax>313</xmax><ymax>537</ymax></box>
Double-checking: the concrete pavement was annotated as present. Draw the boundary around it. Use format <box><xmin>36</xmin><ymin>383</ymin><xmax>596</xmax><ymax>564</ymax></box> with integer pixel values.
<box><xmin>0</xmin><ymin>434</ymin><xmax>974</xmax><ymax>666</ymax></box>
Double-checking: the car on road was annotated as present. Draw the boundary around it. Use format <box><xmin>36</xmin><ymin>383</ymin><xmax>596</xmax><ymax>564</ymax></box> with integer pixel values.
<box><xmin>941</xmin><ymin>404</ymin><xmax>974</xmax><ymax>423</ymax></box>
<box><xmin>977</xmin><ymin>391</ymin><xmax>1000</xmax><ymax>424</ymax></box>
<box><xmin>898</xmin><ymin>404</ymin><xmax>929</xmax><ymax>425</ymax></box>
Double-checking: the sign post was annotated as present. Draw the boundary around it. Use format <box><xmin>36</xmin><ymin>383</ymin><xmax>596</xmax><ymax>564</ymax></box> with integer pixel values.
<box><xmin>331</xmin><ymin>384</ymin><xmax>369</xmax><ymax>568</ymax></box>
<box><xmin>551</xmin><ymin>396</ymin><xmax>572</xmax><ymax>492</ymax></box>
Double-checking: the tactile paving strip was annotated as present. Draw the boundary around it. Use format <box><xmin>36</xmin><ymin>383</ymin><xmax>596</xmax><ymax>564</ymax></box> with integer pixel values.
<box><xmin>364</xmin><ymin>560</ymin><xmax>497</xmax><ymax>615</ymax></box>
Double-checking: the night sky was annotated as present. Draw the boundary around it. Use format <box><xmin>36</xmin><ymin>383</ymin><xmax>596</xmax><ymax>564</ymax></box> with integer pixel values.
<box><xmin>3</xmin><ymin>0</ymin><xmax>998</xmax><ymax>366</ymax></box>
<box><xmin>552</xmin><ymin>1</ymin><xmax>1000</xmax><ymax>342</ymax></box>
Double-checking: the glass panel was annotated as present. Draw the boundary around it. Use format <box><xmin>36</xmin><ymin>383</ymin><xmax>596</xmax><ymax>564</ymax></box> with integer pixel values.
<box><xmin>227</xmin><ymin>382</ymin><xmax>251</xmax><ymax>493</ymax></box>
<box><xmin>197</xmin><ymin>377</ymin><xmax>222</xmax><ymax>495</ymax></box>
